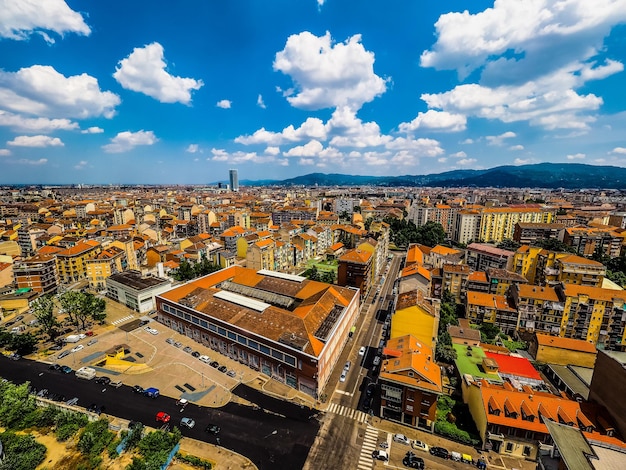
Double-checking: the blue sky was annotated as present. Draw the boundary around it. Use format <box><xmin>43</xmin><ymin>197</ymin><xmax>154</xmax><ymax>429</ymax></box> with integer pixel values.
<box><xmin>1</xmin><ymin>0</ymin><xmax>626</xmax><ymax>184</ymax></box>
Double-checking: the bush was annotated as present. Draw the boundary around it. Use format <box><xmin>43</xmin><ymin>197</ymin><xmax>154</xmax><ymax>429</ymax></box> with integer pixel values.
<box><xmin>54</xmin><ymin>410</ymin><xmax>88</xmax><ymax>441</ymax></box>
<box><xmin>0</xmin><ymin>431</ymin><xmax>47</xmax><ymax>470</ymax></box>
<box><xmin>175</xmin><ymin>452</ymin><xmax>214</xmax><ymax>469</ymax></box>
<box><xmin>78</xmin><ymin>418</ymin><xmax>115</xmax><ymax>456</ymax></box>
<box><xmin>434</xmin><ymin>420</ymin><xmax>479</xmax><ymax>446</ymax></box>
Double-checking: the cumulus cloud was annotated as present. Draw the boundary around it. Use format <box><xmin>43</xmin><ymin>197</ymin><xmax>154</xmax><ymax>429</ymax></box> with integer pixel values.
<box><xmin>486</xmin><ymin>131</ymin><xmax>516</xmax><ymax>146</ymax></box>
<box><xmin>398</xmin><ymin>110</ymin><xmax>466</xmax><ymax>132</ymax></box>
<box><xmin>438</xmin><ymin>157</ymin><xmax>447</xmax><ymax>163</ymax></box>
<box><xmin>186</xmin><ymin>144</ymin><xmax>199</xmax><ymax>153</ymax></box>
<box><xmin>566</xmin><ymin>153</ymin><xmax>586</xmax><ymax>160</ymax></box>
<box><xmin>273</xmin><ymin>31</ymin><xmax>387</xmax><ymax>110</ymax></box>
<box><xmin>236</xmin><ymin>117</ymin><xmax>327</xmax><ymax>145</ymax></box>
<box><xmin>216</xmin><ymin>99</ymin><xmax>231</xmax><ymax>109</ymax></box>
<box><xmin>461</xmin><ymin>138</ymin><xmax>474</xmax><ymax>144</ymax></box>
<box><xmin>609</xmin><ymin>147</ymin><xmax>626</xmax><ymax>155</ymax></box>
<box><xmin>284</xmin><ymin>139</ymin><xmax>324</xmax><ymax>157</ymax></box>
<box><xmin>0</xmin><ymin>65</ymin><xmax>120</xmax><ymax>119</ymax></box>
<box><xmin>419</xmin><ymin>0</ymin><xmax>625</xmax><ymax>130</ymax></box>
<box><xmin>0</xmin><ymin>110</ymin><xmax>78</xmax><ymax>132</ymax></box>
<box><xmin>0</xmin><ymin>0</ymin><xmax>90</xmax><ymax>43</ymax></box>
<box><xmin>102</xmin><ymin>130</ymin><xmax>158</xmax><ymax>153</ymax></box>
<box><xmin>0</xmin><ymin>149</ymin><xmax>11</xmax><ymax>156</ymax></box>
<box><xmin>450</xmin><ymin>151</ymin><xmax>467</xmax><ymax>158</ymax></box>
<box><xmin>514</xmin><ymin>158</ymin><xmax>531</xmax><ymax>165</ymax></box>
<box><xmin>81</xmin><ymin>126</ymin><xmax>104</xmax><ymax>134</ymax></box>
<box><xmin>509</xmin><ymin>144</ymin><xmax>524</xmax><ymax>151</ymax></box>
<box><xmin>457</xmin><ymin>158</ymin><xmax>477</xmax><ymax>166</ymax></box>
<box><xmin>257</xmin><ymin>94</ymin><xmax>266</xmax><ymax>109</ymax></box>
<box><xmin>328</xmin><ymin>107</ymin><xmax>391</xmax><ymax>148</ymax></box>
<box><xmin>113</xmin><ymin>42</ymin><xmax>204</xmax><ymax>104</ymax></box>
<box><xmin>7</xmin><ymin>135</ymin><xmax>63</xmax><ymax>147</ymax></box>
<box><xmin>74</xmin><ymin>160</ymin><xmax>88</xmax><ymax>170</ymax></box>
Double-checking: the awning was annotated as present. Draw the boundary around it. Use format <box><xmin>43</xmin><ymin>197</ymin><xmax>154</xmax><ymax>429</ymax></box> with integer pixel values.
<box><xmin>382</xmin><ymin>347</ymin><xmax>402</xmax><ymax>358</ymax></box>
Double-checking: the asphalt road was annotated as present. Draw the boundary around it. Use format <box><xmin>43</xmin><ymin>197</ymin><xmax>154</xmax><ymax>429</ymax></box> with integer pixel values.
<box><xmin>0</xmin><ymin>357</ymin><xmax>319</xmax><ymax>470</ymax></box>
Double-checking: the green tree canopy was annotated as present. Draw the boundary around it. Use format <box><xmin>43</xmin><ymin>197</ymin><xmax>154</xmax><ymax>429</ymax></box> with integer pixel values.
<box><xmin>31</xmin><ymin>295</ymin><xmax>60</xmax><ymax>339</ymax></box>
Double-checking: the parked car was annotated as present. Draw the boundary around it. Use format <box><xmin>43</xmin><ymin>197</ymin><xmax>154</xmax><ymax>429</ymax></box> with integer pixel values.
<box><xmin>210</xmin><ymin>361</ymin><xmax>219</xmax><ymax>368</ymax></box>
<box><xmin>87</xmin><ymin>338</ymin><xmax>98</xmax><ymax>346</ymax></box>
<box><xmin>198</xmin><ymin>355</ymin><xmax>210</xmax><ymax>363</ymax></box>
<box><xmin>339</xmin><ymin>370</ymin><xmax>347</xmax><ymax>382</ymax></box>
<box><xmin>227</xmin><ymin>369</ymin><xmax>236</xmax><ymax>378</ymax></box>
<box><xmin>411</xmin><ymin>440</ymin><xmax>429</xmax><ymax>452</ymax></box>
<box><xmin>358</xmin><ymin>346</ymin><xmax>366</xmax><ymax>356</ymax></box>
<box><xmin>393</xmin><ymin>434</ymin><xmax>411</xmax><ymax>445</ymax></box>
<box><xmin>49</xmin><ymin>344</ymin><xmax>63</xmax><ymax>351</ymax></box>
<box><xmin>191</xmin><ymin>351</ymin><xmax>200</xmax><ymax>358</ymax></box>
<box><xmin>372</xmin><ymin>355</ymin><xmax>381</xmax><ymax>366</ymax></box>
<box><xmin>60</xmin><ymin>365</ymin><xmax>72</xmax><ymax>374</ymax></box>
<box><xmin>110</xmin><ymin>380</ymin><xmax>123</xmax><ymax>388</ymax></box>
<box><xmin>365</xmin><ymin>383</ymin><xmax>376</xmax><ymax>397</ymax></box>
<box><xmin>218</xmin><ymin>365</ymin><xmax>228</xmax><ymax>373</ymax></box>
<box><xmin>65</xmin><ymin>397</ymin><xmax>79</xmax><ymax>406</ymax></box>
<box><xmin>71</xmin><ymin>344</ymin><xmax>84</xmax><ymax>353</ymax></box>
<box><xmin>372</xmin><ymin>450</ymin><xmax>389</xmax><ymax>461</ymax></box>
<box><xmin>402</xmin><ymin>451</ymin><xmax>425</xmax><ymax>469</ymax></box>
<box><xmin>58</xmin><ymin>350</ymin><xmax>70</xmax><ymax>359</ymax></box>
<box><xmin>180</xmin><ymin>417</ymin><xmax>195</xmax><ymax>429</ymax></box>
<box><xmin>205</xmin><ymin>424</ymin><xmax>220</xmax><ymax>434</ymax></box>
<box><xmin>49</xmin><ymin>363</ymin><xmax>61</xmax><ymax>371</ymax></box>
<box><xmin>155</xmin><ymin>411</ymin><xmax>170</xmax><ymax>423</ymax></box>
<box><xmin>132</xmin><ymin>385</ymin><xmax>144</xmax><ymax>394</ymax></box>
<box><xmin>166</xmin><ymin>338</ymin><xmax>175</xmax><ymax>345</ymax></box>
<box><xmin>183</xmin><ymin>346</ymin><xmax>193</xmax><ymax>354</ymax></box>
<box><xmin>174</xmin><ymin>341</ymin><xmax>182</xmax><ymax>348</ymax></box>
<box><xmin>344</xmin><ymin>361</ymin><xmax>351</xmax><ymax>371</ymax></box>
<box><xmin>95</xmin><ymin>376</ymin><xmax>111</xmax><ymax>385</ymax></box>
<box><xmin>429</xmin><ymin>446</ymin><xmax>450</xmax><ymax>459</ymax></box>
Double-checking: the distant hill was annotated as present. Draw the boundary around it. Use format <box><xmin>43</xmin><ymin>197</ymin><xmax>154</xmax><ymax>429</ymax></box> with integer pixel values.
<box><xmin>255</xmin><ymin>163</ymin><xmax>626</xmax><ymax>189</ymax></box>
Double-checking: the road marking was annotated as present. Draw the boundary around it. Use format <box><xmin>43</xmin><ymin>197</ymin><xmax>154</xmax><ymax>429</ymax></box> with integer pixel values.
<box><xmin>357</xmin><ymin>424</ymin><xmax>379</xmax><ymax>470</ymax></box>
<box><xmin>335</xmin><ymin>389</ymin><xmax>353</xmax><ymax>397</ymax></box>
<box><xmin>327</xmin><ymin>403</ymin><xmax>368</xmax><ymax>423</ymax></box>
<box><xmin>112</xmin><ymin>314</ymin><xmax>135</xmax><ymax>325</ymax></box>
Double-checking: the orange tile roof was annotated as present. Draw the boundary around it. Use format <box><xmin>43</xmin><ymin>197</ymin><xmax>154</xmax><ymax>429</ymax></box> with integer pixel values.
<box><xmin>57</xmin><ymin>242</ymin><xmax>98</xmax><ymax>257</ymax></box>
<box><xmin>563</xmin><ymin>284</ymin><xmax>626</xmax><ymax>303</ymax></box>
<box><xmin>558</xmin><ymin>254</ymin><xmax>604</xmax><ymax>267</ymax></box>
<box><xmin>517</xmin><ymin>284</ymin><xmax>560</xmax><ymax>302</ymax></box>
<box><xmin>468</xmin><ymin>271</ymin><xmax>488</xmax><ymax>283</ymax></box>
<box><xmin>466</xmin><ymin>291</ymin><xmax>514</xmax><ymax>310</ymax></box>
<box><xmin>339</xmin><ymin>248</ymin><xmax>372</xmax><ymax>263</ymax></box>
<box><xmin>329</xmin><ymin>242</ymin><xmax>344</xmax><ymax>251</ymax></box>
<box><xmin>431</xmin><ymin>245</ymin><xmax>461</xmax><ymax>256</ymax></box>
<box><xmin>535</xmin><ymin>333</ymin><xmax>597</xmax><ymax>354</ymax></box>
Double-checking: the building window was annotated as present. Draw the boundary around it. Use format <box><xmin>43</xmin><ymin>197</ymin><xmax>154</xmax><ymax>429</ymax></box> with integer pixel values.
<box><xmin>505</xmin><ymin>442</ymin><xmax>514</xmax><ymax>453</ymax></box>
<box><xmin>523</xmin><ymin>446</ymin><xmax>531</xmax><ymax>457</ymax></box>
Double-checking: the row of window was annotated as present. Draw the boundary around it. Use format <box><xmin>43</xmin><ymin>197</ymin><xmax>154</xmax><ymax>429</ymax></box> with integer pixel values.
<box><xmin>161</xmin><ymin>302</ymin><xmax>297</xmax><ymax>368</ymax></box>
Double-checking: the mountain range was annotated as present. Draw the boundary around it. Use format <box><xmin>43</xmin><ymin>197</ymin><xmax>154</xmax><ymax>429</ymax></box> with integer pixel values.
<box><xmin>240</xmin><ymin>163</ymin><xmax>626</xmax><ymax>189</ymax></box>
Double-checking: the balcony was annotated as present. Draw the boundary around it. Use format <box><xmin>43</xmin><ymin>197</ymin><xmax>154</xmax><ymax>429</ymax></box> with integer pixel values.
<box><xmin>487</xmin><ymin>431</ymin><xmax>505</xmax><ymax>441</ymax></box>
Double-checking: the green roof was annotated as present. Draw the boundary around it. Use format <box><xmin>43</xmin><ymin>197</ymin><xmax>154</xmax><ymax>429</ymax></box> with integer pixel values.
<box><xmin>453</xmin><ymin>344</ymin><xmax>501</xmax><ymax>381</ymax></box>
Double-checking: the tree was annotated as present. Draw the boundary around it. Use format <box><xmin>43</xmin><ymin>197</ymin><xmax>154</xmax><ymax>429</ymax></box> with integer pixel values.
<box><xmin>479</xmin><ymin>323</ymin><xmax>500</xmax><ymax>343</ymax></box>
<box><xmin>533</xmin><ymin>238</ymin><xmax>576</xmax><ymax>253</ymax></box>
<box><xmin>8</xmin><ymin>333</ymin><xmax>38</xmax><ymax>355</ymax></box>
<box><xmin>58</xmin><ymin>291</ymin><xmax>106</xmax><ymax>330</ymax></box>
<box><xmin>31</xmin><ymin>295</ymin><xmax>60</xmax><ymax>339</ymax></box>
<box><xmin>303</xmin><ymin>265</ymin><xmax>320</xmax><ymax>281</ymax></box>
<box><xmin>497</xmin><ymin>239</ymin><xmax>521</xmax><ymax>251</ymax></box>
<box><xmin>173</xmin><ymin>260</ymin><xmax>194</xmax><ymax>281</ymax></box>
<box><xmin>320</xmin><ymin>270</ymin><xmax>335</xmax><ymax>284</ymax></box>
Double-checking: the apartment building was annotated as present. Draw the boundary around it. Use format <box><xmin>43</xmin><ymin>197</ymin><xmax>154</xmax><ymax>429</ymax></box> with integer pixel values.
<box><xmin>478</xmin><ymin>206</ymin><xmax>555</xmax><ymax>243</ymax></box>
<box><xmin>562</xmin><ymin>226</ymin><xmax>624</xmax><ymax>258</ymax></box>
<box><xmin>85</xmin><ymin>246</ymin><xmax>125</xmax><ymax>290</ymax></box>
<box><xmin>337</xmin><ymin>248</ymin><xmax>372</xmax><ymax>297</ymax></box>
<box><xmin>379</xmin><ymin>335</ymin><xmax>442</xmax><ymax>431</ymax></box>
<box><xmin>466</xmin><ymin>243</ymin><xmax>514</xmax><ymax>272</ymax></box>
<box><xmin>466</xmin><ymin>291</ymin><xmax>518</xmax><ymax>334</ymax></box>
<box><xmin>509</xmin><ymin>284</ymin><xmax>565</xmax><ymax>335</ymax></box>
<box><xmin>13</xmin><ymin>254</ymin><xmax>59</xmax><ymax>295</ymax></box>
<box><xmin>512</xmin><ymin>222</ymin><xmax>565</xmax><ymax>245</ymax></box>
<box><xmin>453</xmin><ymin>209</ymin><xmax>482</xmax><ymax>245</ymax></box>
<box><xmin>106</xmin><ymin>270</ymin><xmax>172</xmax><ymax>313</ymax></box>
<box><xmin>55</xmin><ymin>240</ymin><xmax>101</xmax><ymax>284</ymax></box>
<box><xmin>156</xmin><ymin>266</ymin><xmax>360</xmax><ymax>398</ymax></box>
<box><xmin>553</xmin><ymin>255</ymin><xmax>605</xmax><ymax>287</ymax></box>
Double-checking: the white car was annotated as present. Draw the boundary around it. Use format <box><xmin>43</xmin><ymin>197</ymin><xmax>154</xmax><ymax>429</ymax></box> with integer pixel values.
<box><xmin>393</xmin><ymin>433</ymin><xmax>411</xmax><ymax>445</ymax></box>
<box><xmin>71</xmin><ymin>344</ymin><xmax>84</xmax><ymax>353</ymax></box>
<box><xmin>198</xmin><ymin>355</ymin><xmax>211</xmax><ymax>364</ymax></box>
<box><xmin>339</xmin><ymin>370</ymin><xmax>347</xmax><ymax>382</ymax></box>
<box><xmin>411</xmin><ymin>440</ymin><xmax>429</xmax><ymax>452</ymax></box>
<box><xmin>358</xmin><ymin>346</ymin><xmax>366</xmax><ymax>356</ymax></box>
<box><xmin>144</xmin><ymin>326</ymin><xmax>158</xmax><ymax>335</ymax></box>
<box><xmin>180</xmin><ymin>417</ymin><xmax>195</xmax><ymax>429</ymax></box>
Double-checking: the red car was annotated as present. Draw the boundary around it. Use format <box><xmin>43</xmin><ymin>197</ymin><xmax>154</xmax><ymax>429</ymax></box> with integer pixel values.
<box><xmin>155</xmin><ymin>411</ymin><xmax>170</xmax><ymax>424</ymax></box>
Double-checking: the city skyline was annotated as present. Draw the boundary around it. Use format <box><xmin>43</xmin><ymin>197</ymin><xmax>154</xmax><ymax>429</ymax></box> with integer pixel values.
<box><xmin>1</xmin><ymin>0</ymin><xmax>626</xmax><ymax>185</ymax></box>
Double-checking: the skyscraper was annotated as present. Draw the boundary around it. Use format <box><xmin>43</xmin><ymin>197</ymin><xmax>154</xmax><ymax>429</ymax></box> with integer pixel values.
<box><xmin>229</xmin><ymin>169</ymin><xmax>239</xmax><ymax>192</ymax></box>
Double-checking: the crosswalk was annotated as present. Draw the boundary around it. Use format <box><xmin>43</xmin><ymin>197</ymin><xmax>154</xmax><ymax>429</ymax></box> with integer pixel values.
<box><xmin>112</xmin><ymin>314</ymin><xmax>135</xmax><ymax>325</ymax></box>
<box><xmin>326</xmin><ymin>402</ymin><xmax>368</xmax><ymax>423</ymax></box>
<box><xmin>358</xmin><ymin>425</ymin><xmax>379</xmax><ymax>470</ymax></box>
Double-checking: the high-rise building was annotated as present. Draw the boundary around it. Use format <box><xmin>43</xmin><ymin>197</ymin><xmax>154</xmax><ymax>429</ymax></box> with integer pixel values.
<box><xmin>229</xmin><ymin>169</ymin><xmax>239</xmax><ymax>192</ymax></box>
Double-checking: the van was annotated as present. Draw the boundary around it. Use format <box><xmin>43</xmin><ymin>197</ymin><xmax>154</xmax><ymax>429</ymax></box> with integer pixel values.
<box><xmin>75</xmin><ymin>367</ymin><xmax>97</xmax><ymax>380</ymax></box>
<box><xmin>372</xmin><ymin>355</ymin><xmax>381</xmax><ymax>366</ymax></box>
<box><xmin>144</xmin><ymin>387</ymin><xmax>160</xmax><ymax>398</ymax></box>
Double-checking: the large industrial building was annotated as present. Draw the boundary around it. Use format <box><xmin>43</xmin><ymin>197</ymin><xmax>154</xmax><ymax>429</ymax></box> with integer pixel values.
<box><xmin>156</xmin><ymin>266</ymin><xmax>360</xmax><ymax>398</ymax></box>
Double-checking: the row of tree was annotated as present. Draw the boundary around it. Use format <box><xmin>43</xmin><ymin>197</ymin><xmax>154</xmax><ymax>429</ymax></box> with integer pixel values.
<box><xmin>173</xmin><ymin>255</ymin><xmax>221</xmax><ymax>282</ymax></box>
<box><xmin>30</xmin><ymin>290</ymin><xmax>107</xmax><ymax>340</ymax></box>
<box><xmin>383</xmin><ymin>218</ymin><xmax>446</xmax><ymax>249</ymax></box>
<box><xmin>302</xmin><ymin>265</ymin><xmax>336</xmax><ymax>284</ymax></box>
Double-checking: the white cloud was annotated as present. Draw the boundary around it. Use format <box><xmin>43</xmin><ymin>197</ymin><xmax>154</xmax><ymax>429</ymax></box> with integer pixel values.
<box><xmin>113</xmin><ymin>42</ymin><xmax>204</xmax><ymax>104</ymax></box>
<box><xmin>514</xmin><ymin>158</ymin><xmax>531</xmax><ymax>165</ymax></box>
<box><xmin>273</xmin><ymin>31</ymin><xmax>387</xmax><ymax>110</ymax></box>
<box><xmin>235</xmin><ymin>117</ymin><xmax>327</xmax><ymax>145</ymax></box>
<box><xmin>0</xmin><ymin>149</ymin><xmax>11</xmax><ymax>156</ymax></box>
<box><xmin>0</xmin><ymin>0</ymin><xmax>90</xmax><ymax>43</ymax></box>
<box><xmin>509</xmin><ymin>144</ymin><xmax>524</xmax><ymax>151</ymax></box>
<box><xmin>609</xmin><ymin>147</ymin><xmax>626</xmax><ymax>155</ymax></box>
<box><xmin>486</xmin><ymin>131</ymin><xmax>516</xmax><ymax>146</ymax></box>
<box><xmin>328</xmin><ymin>107</ymin><xmax>390</xmax><ymax>148</ymax></box>
<box><xmin>284</xmin><ymin>139</ymin><xmax>324</xmax><ymax>157</ymax></box>
<box><xmin>566</xmin><ymin>153</ymin><xmax>586</xmax><ymax>160</ymax></box>
<box><xmin>0</xmin><ymin>110</ymin><xmax>78</xmax><ymax>132</ymax></box>
<box><xmin>257</xmin><ymin>94</ymin><xmax>266</xmax><ymax>109</ymax></box>
<box><xmin>0</xmin><ymin>65</ymin><xmax>120</xmax><ymax>119</ymax></box>
<box><xmin>398</xmin><ymin>110</ymin><xmax>466</xmax><ymax>132</ymax></box>
<box><xmin>461</xmin><ymin>138</ymin><xmax>474</xmax><ymax>144</ymax></box>
<box><xmin>438</xmin><ymin>157</ymin><xmax>447</xmax><ymax>163</ymax></box>
<box><xmin>186</xmin><ymin>144</ymin><xmax>199</xmax><ymax>153</ymax></box>
<box><xmin>265</xmin><ymin>146</ymin><xmax>280</xmax><ymax>156</ymax></box>
<box><xmin>81</xmin><ymin>126</ymin><xmax>104</xmax><ymax>134</ymax></box>
<box><xmin>216</xmin><ymin>99</ymin><xmax>231</xmax><ymax>109</ymax></box>
<box><xmin>7</xmin><ymin>135</ymin><xmax>63</xmax><ymax>147</ymax></box>
<box><xmin>457</xmin><ymin>158</ymin><xmax>477</xmax><ymax>166</ymax></box>
<box><xmin>419</xmin><ymin>1</ymin><xmax>626</xmax><ymax>131</ymax></box>
<box><xmin>299</xmin><ymin>158</ymin><xmax>315</xmax><ymax>166</ymax></box>
<box><xmin>74</xmin><ymin>160</ymin><xmax>88</xmax><ymax>170</ymax></box>
<box><xmin>450</xmin><ymin>151</ymin><xmax>467</xmax><ymax>158</ymax></box>
<box><xmin>593</xmin><ymin>158</ymin><xmax>606</xmax><ymax>163</ymax></box>
<box><xmin>102</xmin><ymin>130</ymin><xmax>158</xmax><ymax>153</ymax></box>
